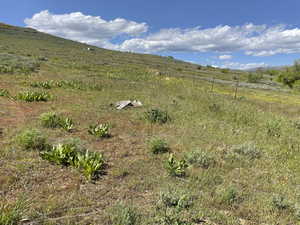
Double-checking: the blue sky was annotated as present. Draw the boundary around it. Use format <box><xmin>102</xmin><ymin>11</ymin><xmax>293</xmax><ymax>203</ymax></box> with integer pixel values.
<box><xmin>2</xmin><ymin>0</ymin><xmax>300</xmax><ymax>69</ymax></box>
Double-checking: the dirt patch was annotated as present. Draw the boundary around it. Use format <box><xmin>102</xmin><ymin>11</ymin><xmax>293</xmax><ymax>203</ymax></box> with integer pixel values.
<box><xmin>0</xmin><ymin>99</ymin><xmax>30</xmax><ymax>128</ymax></box>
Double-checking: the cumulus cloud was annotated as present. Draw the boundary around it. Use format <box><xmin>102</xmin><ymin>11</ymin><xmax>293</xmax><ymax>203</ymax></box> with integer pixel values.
<box><xmin>24</xmin><ymin>10</ymin><xmax>148</xmax><ymax>49</ymax></box>
<box><xmin>24</xmin><ymin>11</ymin><xmax>300</xmax><ymax>57</ymax></box>
<box><xmin>220</xmin><ymin>62</ymin><xmax>268</xmax><ymax>70</ymax></box>
<box><xmin>117</xmin><ymin>24</ymin><xmax>300</xmax><ymax>57</ymax></box>
<box><xmin>219</xmin><ymin>54</ymin><xmax>232</xmax><ymax>60</ymax></box>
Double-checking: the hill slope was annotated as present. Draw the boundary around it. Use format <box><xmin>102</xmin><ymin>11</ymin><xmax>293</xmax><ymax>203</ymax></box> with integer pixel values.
<box><xmin>1</xmin><ymin>23</ymin><xmax>300</xmax><ymax>225</ymax></box>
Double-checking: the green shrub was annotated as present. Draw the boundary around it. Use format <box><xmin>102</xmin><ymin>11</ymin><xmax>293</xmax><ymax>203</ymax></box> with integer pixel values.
<box><xmin>266</xmin><ymin>119</ymin><xmax>281</xmax><ymax>137</ymax></box>
<box><xmin>16</xmin><ymin>129</ymin><xmax>47</xmax><ymax>151</ymax></box>
<box><xmin>155</xmin><ymin>188</ymin><xmax>193</xmax><ymax>225</ymax></box>
<box><xmin>272</xmin><ymin>195</ymin><xmax>290</xmax><ymax>210</ymax></box>
<box><xmin>74</xmin><ymin>150</ymin><xmax>104</xmax><ymax>180</ymax></box>
<box><xmin>159</xmin><ymin>188</ymin><xmax>193</xmax><ymax>210</ymax></box>
<box><xmin>111</xmin><ymin>204</ymin><xmax>140</xmax><ymax>225</ymax></box>
<box><xmin>16</xmin><ymin>91</ymin><xmax>51</xmax><ymax>102</ymax></box>
<box><xmin>148</xmin><ymin>138</ymin><xmax>169</xmax><ymax>154</ymax></box>
<box><xmin>88</xmin><ymin>123</ymin><xmax>110</xmax><ymax>138</ymax></box>
<box><xmin>165</xmin><ymin>154</ymin><xmax>188</xmax><ymax>177</ymax></box>
<box><xmin>39</xmin><ymin>112</ymin><xmax>61</xmax><ymax>128</ymax></box>
<box><xmin>231</xmin><ymin>142</ymin><xmax>261</xmax><ymax>159</ymax></box>
<box><xmin>60</xmin><ymin>118</ymin><xmax>74</xmax><ymax>132</ymax></box>
<box><xmin>220</xmin><ymin>187</ymin><xmax>240</xmax><ymax>205</ymax></box>
<box><xmin>247</xmin><ymin>73</ymin><xmax>263</xmax><ymax>83</ymax></box>
<box><xmin>184</xmin><ymin>149</ymin><xmax>215</xmax><ymax>168</ymax></box>
<box><xmin>41</xmin><ymin>143</ymin><xmax>78</xmax><ymax>166</ymax></box>
<box><xmin>40</xmin><ymin>112</ymin><xmax>74</xmax><ymax>132</ymax></box>
<box><xmin>40</xmin><ymin>138</ymin><xmax>105</xmax><ymax>181</ymax></box>
<box><xmin>144</xmin><ymin>109</ymin><xmax>170</xmax><ymax>124</ymax></box>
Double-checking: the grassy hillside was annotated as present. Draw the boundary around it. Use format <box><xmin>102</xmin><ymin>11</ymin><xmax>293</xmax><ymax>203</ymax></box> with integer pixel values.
<box><xmin>1</xmin><ymin>23</ymin><xmax>300</xmax><ymax>225</ymax></box>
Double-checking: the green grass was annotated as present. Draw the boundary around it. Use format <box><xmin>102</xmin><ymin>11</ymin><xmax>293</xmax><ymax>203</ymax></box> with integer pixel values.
<box><xmin>1</xmin><ymin>22</ymin><xmax>300</xmax><ymax>224</ymax></box>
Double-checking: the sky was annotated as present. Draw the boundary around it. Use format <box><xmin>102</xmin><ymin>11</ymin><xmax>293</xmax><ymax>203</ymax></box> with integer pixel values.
<box><xmin>2</xmin><ymin>0</ymin><xmax>300</xmax><ymax>70</ymax></box>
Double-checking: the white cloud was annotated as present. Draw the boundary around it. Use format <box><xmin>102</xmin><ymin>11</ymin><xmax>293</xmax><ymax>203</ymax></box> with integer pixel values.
<box><xmin>24</xmin><ymin>10</ymin><xmax>148</xmax><ymax>49</ymax></box>
<box><xmin>117</xmin><ymin>24</ymin><xmax>300</xmax><ymax>57</ymax></box>
<box><xmin>219</xmin><ymin>54</ymin><xmax>232</xmax><ymax>60</ymax></box>
<box><xmin>24</xmin><ymin>11</ymin><xmax>300</xmax><ymax>57</ymax></box>
<box><xmin>219</xmin><ymin>62</ymin><xmax>268</xmax><ymax>70</ymax></box>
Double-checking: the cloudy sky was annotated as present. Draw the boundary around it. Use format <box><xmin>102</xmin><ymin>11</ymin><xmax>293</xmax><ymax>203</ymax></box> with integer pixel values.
<box><xmin>2</xmin><ymin>0</ymin><xmax>300</xmax><ymax>70</ymax></box>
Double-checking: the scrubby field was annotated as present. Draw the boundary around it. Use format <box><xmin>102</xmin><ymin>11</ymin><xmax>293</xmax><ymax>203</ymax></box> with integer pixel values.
<box><xmin>1</xmin><ymin>23</ymin><xmax>300</xmax><ymax>225</ymax></box>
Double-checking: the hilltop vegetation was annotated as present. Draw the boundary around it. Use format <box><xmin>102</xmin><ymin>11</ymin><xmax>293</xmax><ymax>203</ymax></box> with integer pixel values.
<box><xmin>1</xmin><ymin>23</ymin><xmax>300</xmax><ymax>225</ymax></box>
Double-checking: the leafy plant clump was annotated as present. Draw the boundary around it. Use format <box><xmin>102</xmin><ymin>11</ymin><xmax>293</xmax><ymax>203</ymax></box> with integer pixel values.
<box><xmin>165</xmin><ymin>154</ymin><xmax>188</xmax><ymax>177</ymax></box>
<box><xmin>184</xmin><ymin>149</ymin><xmax>215</xmax><ymax>168</ymax></box>
<box><xmin>39</xmin><ymin>112</ymin><xmax>74</xmax><ymax>132</ymax></box>
<box><xmin>144</xmin><ymin>108</ymin><xmax>171</xmax><ymax>124</ymax></box>
<box><xmin>75</xmin><ymin>150</ymin><xmax>105</xmax><ymax>180</ymax></box>
<box><xmin>16</xmin><ymin>129</ymin><xmax>47</xmax><ymax>151</ymax></box>
<box><xmin>40</xmin><ymin>138</ymin><xmax>105</xmax><ymax>181</ymax></box>
<box><xmin>0</xmin><ymin>88</ymin><xmax>10</xmax><ymax>97</ymax></box>
<box><xmin>88</xmin><ymin>123</ymin><xmax>110</xmax><ymax>138</ymax></box>
<box><xmin>16</xmin><ymin>91</ymin><xmax>51</xmax><ymax>102</ymax></box>
<box><xmin>30</xmin><ymin>81</ymin><xmax>53</xmax><ymax>89</ymax></box>
<box><xmin>41</xmin><ymin>143</ymin><xmax>79</xmax><ymax>166</ymax></box>
<box><xmin>148</xmin><ymin>137</ymin><xmax>169</xmax><ymax>154</ymax></box>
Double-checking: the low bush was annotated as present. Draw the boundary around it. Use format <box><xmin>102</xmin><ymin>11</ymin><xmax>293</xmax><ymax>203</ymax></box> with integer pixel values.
<box><xmin>39</xmin><ymin>112</ymin><xmax>74</xmax><ymax>132</ymax></box>
<box><xmin>88</xmin><ymin>123</ymin><xmax>110</xmax><ymax>138</ymax></box>
<box><xmin>165</xmin><ymin>154</ymin><xmax>188</xmax><ymax>177</ymax></box>
<box><xmin>154</xmin><ymin>188</ymin><xmax>194</xmax><ymax>225</ymax></box>
<box><xmin>231</xmin><ymin>142</ymin><xmax>261</xmax><ymax>159</ymax></box>
<box><xmin>16</xmin><ymin>91</ymin><xmax>51</xmax><ymax>102</ymax></box>
<box><xmin>144</xmin><ymin>109</ymin><xmax>170</xmax><ymax>124</ymax></box>
<box><xmin>247</xmin><ymin>73</ymin><xmax>263</xmax><ymax>83</ymax></box>
<box><xmin>184</xmin><ymin>149</ymin><xmax>215</xmax><ymax>168</ymax></box>
<box><xmin>266</xmin><ymin>119</ymin><xmax>281</xmax><ymax>137</ymax></box>
<box><xmin>220</xmin><ymin>186</ymin><xmax>240</xmax><ymax>206</ymax></box>
<box><xmin>148</xmin><ymin>137</ymin><xmax>169</xmax><ymax>154</ymax></box>
<box><xmin>272</xmin><ymin>195</ymin><xmax>290</xmax><ymax>210</ymax></box>
<box><xmin>159</xmin><ymin>188</ymin><xmax>193</xmax><ymax>210</ymax></box>
<box><xmin>16</xmin><ymin>129</ymin><xmax>47</xmax><ymax>151</ymax></box>
<box><xmin>110</xmin><ymin>204</ymin><xmax>140</xmax><ymax>225</ymax></box>
<box><xmin>39</xmin><ymin>112</ymin><xmax>61</xmax><ymax>128</ymax></box>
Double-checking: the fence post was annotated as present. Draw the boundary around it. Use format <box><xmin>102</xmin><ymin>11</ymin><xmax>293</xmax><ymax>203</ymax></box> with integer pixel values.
<box><xmin>234</xmin><ymin>77</ymin><xmax>239</xmax><ymax>99</ymax></box>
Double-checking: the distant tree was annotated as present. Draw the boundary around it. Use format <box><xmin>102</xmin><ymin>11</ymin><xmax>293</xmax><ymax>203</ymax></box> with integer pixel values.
<box><xmin>276</xmin><ymin>59</ymin><xmax>300</xmax><ymax>88</ymax></box>
<box><xmin>294</xmin><ymin>59</ymin><xmax>300</xmax><ymax>72</ymax></box>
